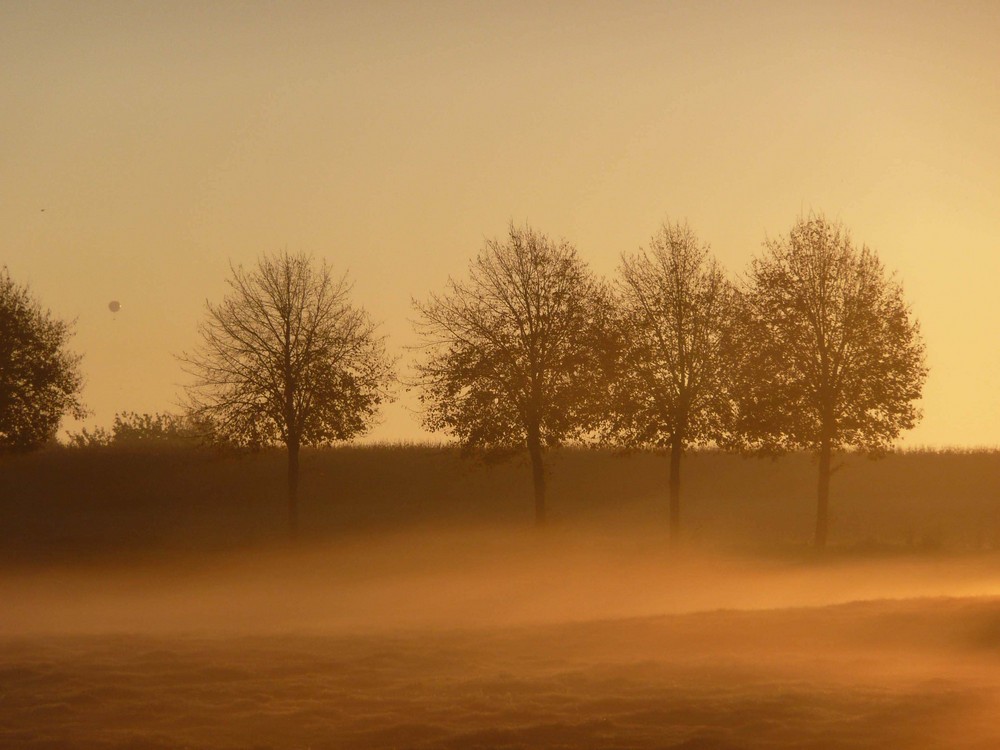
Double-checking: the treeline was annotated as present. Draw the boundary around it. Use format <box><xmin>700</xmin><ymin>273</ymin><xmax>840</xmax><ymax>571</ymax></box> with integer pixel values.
<box><xmin>67</xmin><ymin>411</ymin><xmax>207</xmax><ymax>448</ymax></box>
<box><xmin>2</xmin><ymin>214</ymin><xmax>928</xmax><ymax>547</ymax></box>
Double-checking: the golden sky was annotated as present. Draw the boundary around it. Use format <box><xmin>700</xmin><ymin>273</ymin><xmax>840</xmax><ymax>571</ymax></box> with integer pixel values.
<box><xmin>2</xmin><ymin>0</ymin><xmax>998</xmax><ymax>447</ymax></box>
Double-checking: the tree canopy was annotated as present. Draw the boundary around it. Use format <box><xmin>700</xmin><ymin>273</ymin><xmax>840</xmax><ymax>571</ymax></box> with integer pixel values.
<box><xmin>182</xmin><ymin>251</ymin><xmax>394</xmax><ymax>535</ymax></box>
<box><xmin>729</xmin><ymin>215</ymin><xmax>927</xmax><ymax>546</ymax></box>
<box><xmin>0</xmin><ymin>268</ymin><xmax>85</xmax><ymax>452</ymax></box>
<box><xmin>412</xmin><ymin>223</ymin><xmax>606</xmax><ymax>523</ymax></box>
<box><xmin>67</xmin><ymin>411</ymin><xmax>207</xmax><ymax>448</ymax></box>
<box><xmin>604</xmin><ymin>221</ymin><xmax>733</xmax><ymax>537</ymax></box>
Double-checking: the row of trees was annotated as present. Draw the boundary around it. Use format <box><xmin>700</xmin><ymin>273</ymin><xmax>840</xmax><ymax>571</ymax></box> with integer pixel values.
<box><xmin>412</xmin><ymin>216</ymin><xmax>926</xmax><ymax>547</ymax></box>
<box><xmin>1</xmin><ymin>214</ymin><xmax>927</xmax><ymax>547</ymax></box>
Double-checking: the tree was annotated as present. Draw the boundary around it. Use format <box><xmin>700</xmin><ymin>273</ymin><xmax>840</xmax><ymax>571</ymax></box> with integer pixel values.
<box><xmin>0</xmin><ymin>268</ymin><xmax>85</xmax><ymax>452</ymax></box>
<box><xmin>605</xmin><ymin>221</ymin><xmax>733</xmax><ymax>540</ymax></box>
<box><xmin>181</xmin><ymin>251</ymin><xmax>394</xmax><ymax>537</ymax></box>
<box><xmin>412</xmin><ymin>223</ymin><xmax>606</xmax><ymax>525</ymax></box>
<box><xmin>729</xmin><ymin>215</ymin><xmax>927</xmax><ymax>548</ymax></box>
<box><xmin>67</xmin><ymin>410</ymin><xmax>208</xmax><ymax>448</ymax></box>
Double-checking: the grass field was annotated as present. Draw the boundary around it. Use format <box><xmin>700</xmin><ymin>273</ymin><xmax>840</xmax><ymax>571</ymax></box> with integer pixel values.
<box><xmin>2</xmin><ymin>445</ymin><xmax>998</xmax><ymax>558</ymax></box>
<box><xmin>5</xmin><ymin>596</ymin><xmax>1000</xmax><ymax>750</ymax></box>
<box><xmin>2</xmin><ymin>446</ymin><xmax>1000</xmax><ymax>748</ymax></box>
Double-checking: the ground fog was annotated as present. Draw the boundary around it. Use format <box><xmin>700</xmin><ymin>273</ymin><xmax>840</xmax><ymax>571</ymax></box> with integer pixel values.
<box><xmin>5</xmin><ymin>521</ymin><xmax>1000</xmax><ymax>749</ymax></box>
<box><xmin>3</xmin><ymin>447</ymin><xmax>1000</xmax><ymax>748</ymax></box>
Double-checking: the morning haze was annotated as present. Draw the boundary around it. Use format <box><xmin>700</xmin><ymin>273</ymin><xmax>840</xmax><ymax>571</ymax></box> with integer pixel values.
<box><xmin>4</xmin><ymin>5</ymin><xmax>1000</xmax><ymax>748</ymax></box>
<box><xmin>2</xmin><ymin>0</ymin><xmax>998</xmax><ymax>447</ymax></box>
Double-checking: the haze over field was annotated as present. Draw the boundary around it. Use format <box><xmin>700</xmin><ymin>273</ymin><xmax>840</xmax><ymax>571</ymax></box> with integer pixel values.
<box><xmin>2</xmin><ymin>0</ymin><xmax>999</xmax><ymax>447</ymax></box>
<box><xmin>1</xmin><ymin>447</ymin><xmax>999</xmax><ymax>747</ymax></box>
<box><xmin>6</xmin><ymin>517</ymin><xmax>1000</xmax><ymax>749</ymax></box>
<box><xmin>4</xmin><ymin>2</ymin><xmax>1000</xmax><ymax>748</ymax></box>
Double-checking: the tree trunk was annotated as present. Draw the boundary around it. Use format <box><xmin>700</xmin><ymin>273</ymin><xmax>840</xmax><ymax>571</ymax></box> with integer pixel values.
<box><xmin>815</xmin><ymin>433</ymin><xmax>831</xmax><ymax>549</ymax></box>
<box><xmin>668</xmin><ymin>434</ymin><xmax>682</xmax><ymax>542</ymax></box>
<box><xmin>287</xmin><ymin>436</ymin><xmax>300</xmax><ymax>540</ymax></box>
<box><xmin>526</xmin><ymin>423</ymin><xmax>546</xmax><ymax>526</ymax></box>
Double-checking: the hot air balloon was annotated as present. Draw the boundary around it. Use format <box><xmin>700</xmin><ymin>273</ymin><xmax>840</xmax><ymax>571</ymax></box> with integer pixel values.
<box><xmin>108</xmin><ymin>301</ymin><xmax>121</xmax><ymax>313</ymax></box>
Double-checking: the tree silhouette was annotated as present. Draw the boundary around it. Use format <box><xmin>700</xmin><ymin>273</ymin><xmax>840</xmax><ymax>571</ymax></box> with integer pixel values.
<box><xmin>182</xmin><ymin>251</ymin><xmax>394</xmax><ymax>537</ymax></box>
<box><xmin>0</xmin><ymin>268</ymin><xmax>85</xmax><ymax>452</ymax></box>
<box><xmin>412</xmin><ymin>223</ymin><xmax>606</xmax><ymax>525</ymax></box>
<box><xmin>729</xmin><ymin>215</ymin><xmax>927</xmax><ymax>548</ymax></box>
<box><xmin>66</xmin><ymin>411</ymin><xmax>208</xmax><ymax>448</ymax></box>
<box><xmin>604</xmin><ymin>221</ymin><xmax>733</xmax><ymax>540</ymax></box>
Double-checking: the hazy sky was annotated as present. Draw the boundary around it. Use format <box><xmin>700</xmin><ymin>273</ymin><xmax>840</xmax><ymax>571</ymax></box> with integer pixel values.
<box><xmin>2</xmin><ymin>0</ymin><xmax>998</xmax><ymax>447</ymax></box>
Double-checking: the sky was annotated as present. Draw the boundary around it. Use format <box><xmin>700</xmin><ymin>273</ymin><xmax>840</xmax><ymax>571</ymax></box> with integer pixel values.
<box><xmin>1</xmin><ymin>0</ymin><xmax>998</xmax><ymax>448</ymax></box>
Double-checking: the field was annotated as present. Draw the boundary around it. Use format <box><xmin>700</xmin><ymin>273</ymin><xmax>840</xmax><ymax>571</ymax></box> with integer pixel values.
<box><xmin>2</xmin><ymin>446</ymin><xmax>1000</xmax><ymax>749</ymax></box>
<box><xmin>3</xmin><ymin>446</ymin><xmax>999</xmax><ymax>557</ymax></box>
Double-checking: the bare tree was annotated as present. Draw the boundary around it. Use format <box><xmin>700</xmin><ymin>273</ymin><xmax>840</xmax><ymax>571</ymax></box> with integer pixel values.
<box><xmin>181</xmin><ymin>251</ymin><xmax>394</xmax><ymax>537</ymax></box>
<box><xmin>605</xmin><ymin>221</ymin><xmax>733</xmax><ymax>540</ymax></box>
<box><xmin>729</xmin><ymin>215</ymin><xmax>927</xmax><ymax>548</ymax></box>
<box><xmin>0</xmin><ymin>267</ymin><xmax>86</xmax><ymax>452</ymax></box>
<box><xmin>412</xmin><ymin>223</ymin><xmax>606</xmax><ymax>525</ymax></box>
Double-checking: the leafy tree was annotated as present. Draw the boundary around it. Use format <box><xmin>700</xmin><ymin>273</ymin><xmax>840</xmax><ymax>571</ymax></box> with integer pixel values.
<box><xmin>66</xmin><ymin>410</ymin><xmax>208</xmax><ymax>448</ymax></box>
<box><xmin>729</xmin><ymin>215</ymin><xmax>927</xmax><ymax>547</ymax></box>
<box><xmin>109</xmin><ymin>411</ymin><xmax>203</xmax><ymax>446</ymax></box>
<box><xmin>412</xmin><ymin>223</ymin><xmax>606</xmax><ymax>525</ymax></box>
<box><xmin>65</xmin><ymin>425</ymin><xmax>112</xmax><ymax>448</ymax></box>
<box><xmin>0</xmin><ymin>268</ymin><xmax>85</xmax><ymax>452</ymax></box>
<box><xmin>605</xmin><ymin>221</ymin><xmax>733</xmax><ymax>540</ymax></box>
<box><xmin>181</xmin><ymin>251</ymin><xmax>394</xmax><ymax>537</ymax></box>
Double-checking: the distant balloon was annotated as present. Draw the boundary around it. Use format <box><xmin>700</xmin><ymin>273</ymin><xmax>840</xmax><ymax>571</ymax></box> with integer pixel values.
<box><xmin>108</xmin><ymin>301</ymin><xmax>121</xmax><ymax>313</ymax></box>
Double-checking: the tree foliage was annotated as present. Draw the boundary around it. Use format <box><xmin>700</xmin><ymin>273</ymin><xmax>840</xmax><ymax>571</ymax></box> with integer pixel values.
<box><xmin>730</xmin><ymin>216</ymin><xmax>927</xmax><ymax>456</ymax></box>
<box><xmin>606</xmin><ymin>221</ymin><xmax>733</xmax><ymax>451</ymax></box>
<box><xmin>414</xmin><ymin>224</ymin><xmax>605</xmax><ymax>454</ymax></box>
<box><xmin>182</xmin><ymin>252</ymin><xmax>393</xmax><ymax>450</ymax></box>
<box><xmin>67</xmin><ymin>411</ymin><xmax>209</xmax><ymax>448</ymax></box>
<box><xmin>181</xmin><ymin>251</ymin><xmax>394</xmax><ymax>536</ymax></box>
<box><xmin>0</xmin><ymin>268</ymin><xmax>85</xmax><ymax>452</ymax></box>
<box><xmin>729</xmin><ymin>215</ymin><xmax>927</xmax><ymax>547</ymax></box>
<box><xmin>603</xmin><ymin>221</ymin><xmax>734</xmax><ymax>537</ymax></box>
<box><xmin>412</xmin><ymin>223</ymin><xmax>606</xmax><ymax>522</ymax></box>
